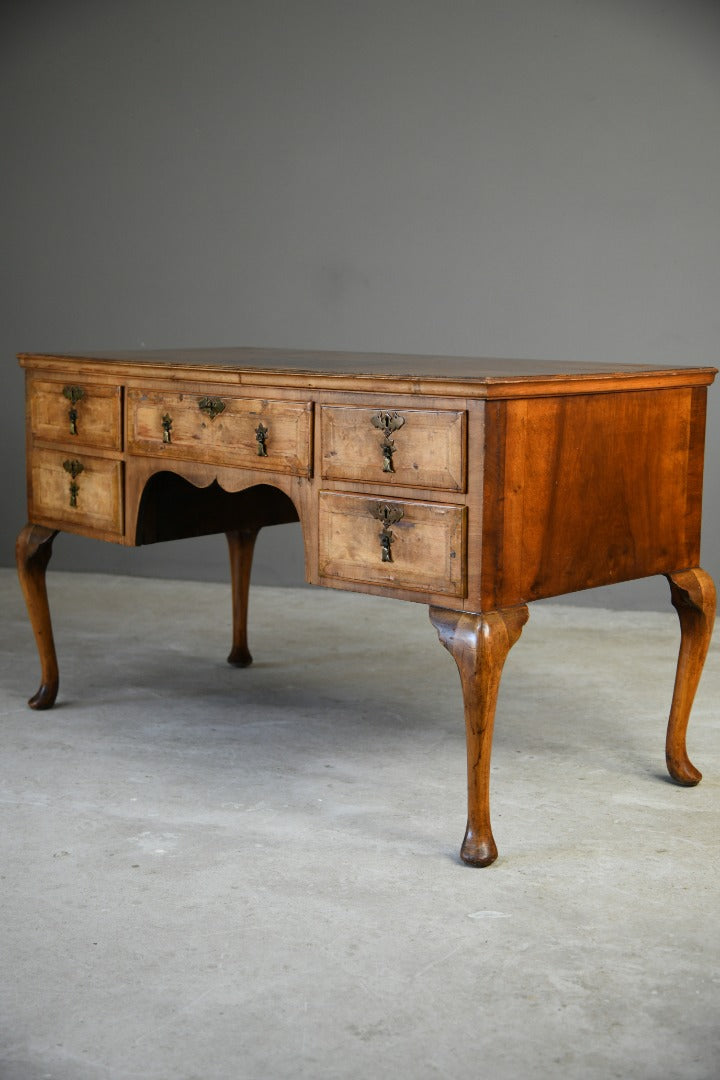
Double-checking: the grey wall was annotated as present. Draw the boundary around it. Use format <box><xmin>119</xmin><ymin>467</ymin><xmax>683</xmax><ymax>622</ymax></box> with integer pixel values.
<box><xmin>2</xmin><ymin>0</ymin><xmax>719</xmax><ymax>610</ymax></box>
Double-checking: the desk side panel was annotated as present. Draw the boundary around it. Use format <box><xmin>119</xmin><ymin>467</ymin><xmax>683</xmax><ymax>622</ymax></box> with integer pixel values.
<box><xmin>481</xmin><ymin>386</ymin><xmax>707</xmax><ymax>608</ymax></box>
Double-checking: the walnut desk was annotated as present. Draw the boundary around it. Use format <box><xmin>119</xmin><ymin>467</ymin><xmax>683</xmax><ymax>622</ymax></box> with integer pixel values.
<box><xmin>16</xmin><ymin>349</ymin><xmax>717</xmax><ymax>866</ymax></box>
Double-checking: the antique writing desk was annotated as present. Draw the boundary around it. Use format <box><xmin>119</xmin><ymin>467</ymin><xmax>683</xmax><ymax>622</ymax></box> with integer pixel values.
<box><xmin>16</xmin><ymin>349</ymin><xmax>717</xmax><ymax>866</ymax></box>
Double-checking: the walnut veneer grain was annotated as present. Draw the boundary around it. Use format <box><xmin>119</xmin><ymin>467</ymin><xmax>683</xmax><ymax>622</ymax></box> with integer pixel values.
<box><xmin>15</xmin><ymin>348</ymin><xmax>718</xmax><ymax>866</ymax></box>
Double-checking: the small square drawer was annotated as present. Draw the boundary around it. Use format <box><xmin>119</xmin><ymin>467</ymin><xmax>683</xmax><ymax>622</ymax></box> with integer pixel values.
<box><xmin>127</xmin><ymin>390</ymin><xmax>313</xmax><ymax>476</ymax></box>
<box><xmin>318</xmin><ymin>491</ymin><xmax>466</xmax><ymax>598</ymax></box>
<box><xmin>320</xmin><ymin>405</ymin><xmax>466</xmax><ymax>491</ymax></box>
<box><xmin>30</xmin><ymin>448</ymin><xmax>124</xmax><ymax>536</ymax></box>
<box><xmin>29</xmin><ymin>379</ymin><xmax>123</xmax><ymax>450</ymax></box>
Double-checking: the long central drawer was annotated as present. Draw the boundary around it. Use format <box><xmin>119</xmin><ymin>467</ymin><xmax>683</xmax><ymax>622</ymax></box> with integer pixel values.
<box><xmin>127</xmin><ymin>390</ymin><xmax>314</xmax><ymax>475</ymax></box>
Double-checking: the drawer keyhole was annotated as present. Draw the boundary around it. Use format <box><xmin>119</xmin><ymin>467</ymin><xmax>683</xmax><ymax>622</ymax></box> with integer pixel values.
<box><xmin>255</xmin><ymin>421</ymin><xmax>269</xmax><ymax>456</ymax></box>
<box><xmin>63</xmin><ymin>458</ymin><xmax>85</xmax><ymax>508</ymax></box>
<box><xmin>63</xmin><ymin>385</ymin><xmax>85</xmax><ymax>436</ymax></box>
<box><xmin>371</xmin><ymin>411</ymin><xmax>406</xmax><ymax>473</ymax></box>
<box><xmin>372</xmin><ymin>503</ymin><xmax>404</xmax><ymax>563</ymax></box>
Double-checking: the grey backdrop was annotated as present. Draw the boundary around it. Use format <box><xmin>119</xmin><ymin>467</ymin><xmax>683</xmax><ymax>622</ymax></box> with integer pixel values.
<box><xmin>2</xmin><ymin>0</ymin><xmax>719</xmax><ymax>610</ymax></box>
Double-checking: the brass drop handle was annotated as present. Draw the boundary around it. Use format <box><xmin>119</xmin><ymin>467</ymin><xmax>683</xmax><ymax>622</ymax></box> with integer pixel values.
<box><xmin>63</xmin><ymin>459</ymin><xmax>84</xmax><ymax>507</ymax></box>
<box><xmin>255</xmin><ymin>421</ymin><xmax>269</xmax><ymax>457</ymax></box>
<box><xmin>161</xmin><ymin>413</ymin><xmax>173</xmax><ymax>444</ymax></box>
<box><xmin>371</xmin><ymin>411</ymin><xmax>406</xmax><ymax>473</ymax></box>
<box><xmin>371</xmin><ymin>503</ymin><xmax>403</xmax><ymax>563</ymax></box>
<box><xmin>198</xmin><ymin>396</ymin><xmax>226</xmax><ymax>420</ymax></box>
<box><xmin>63</xmin><ymin>385</ymin><xmax>85</xmax><ymax>436</ymax></box>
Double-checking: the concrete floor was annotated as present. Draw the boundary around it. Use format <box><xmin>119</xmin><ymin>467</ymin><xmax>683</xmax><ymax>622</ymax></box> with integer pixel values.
<box><xmin>0</xmin><ymin>567</ymin><xmax>718</xmax><ymax>1080</ymax></box>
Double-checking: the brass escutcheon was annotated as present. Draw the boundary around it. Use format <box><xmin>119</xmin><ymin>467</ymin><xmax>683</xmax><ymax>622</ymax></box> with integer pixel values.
<box><xmin>255</xmin><ymin>421</ymin><xmax>269</xmax><ymax>456</ymax></box>
<box><xmin>161</xmin><ymin>413</ymin><xmax>173</xmax><ymax>443</ymax></box>
<box><xmin>371</xmin><ymin>411</ymin><xmax>406</xmax><ymax>473</ymax></box>
<box><xmin>63</xmin><ymin>459</ymin><xmax>85</xmax><ymax>479</ymax></box>
<box><xmin>198</xmin><ymin>396</ymin><xmax>226</xmax><ymax>420</ymax></box>
<box><xmin>63</xmin><ymin>459</ymin><xmax>84</xmax><ymax>508</ymax></box>
<box><xmin>371</xmin><ymin>502</ymin><xmax>404</xmax><ymax>563</ymax></box>
<box><xmin>63</xmin><ymin>385</ymin><xmax>85</xmax><ymax>435</ymax></box>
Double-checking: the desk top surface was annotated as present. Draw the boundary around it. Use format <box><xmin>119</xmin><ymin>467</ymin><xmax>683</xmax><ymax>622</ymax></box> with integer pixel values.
<box><xmin>19</xmin><ymin>347</ymin><xmax>717</xmax><ymax>398</ymax></box>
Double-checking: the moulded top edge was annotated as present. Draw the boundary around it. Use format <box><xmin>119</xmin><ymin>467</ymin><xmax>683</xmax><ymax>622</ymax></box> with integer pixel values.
<box><xmin>17</xmin><ymin>349</ymin><xmax>717</xmax><ymax>398</ymax></box>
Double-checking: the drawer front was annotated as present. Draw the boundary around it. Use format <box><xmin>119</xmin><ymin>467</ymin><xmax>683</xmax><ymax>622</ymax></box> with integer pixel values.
<box><xmin>318</xmin><ymin>491</ymin><xmax>466</xmax><ymax>597</ymax></box>
<box><xmin>127</xmin><ymin>390</ymin><xmax>313</xmax><ymax>475</ymax></box>
<box><xmin>320</xmin><ymin>405</ymin><xmax>466</xmax><ymax>491</ymax></box>
<box><xmin>30</xmin><ymin>448</ymin><xmax>124</xmax><ymax>535</ymax></box>
<box><xmin>30</xmin><ymin>379</ymin><xmax>122</xmax><ymax>450</ymax></box>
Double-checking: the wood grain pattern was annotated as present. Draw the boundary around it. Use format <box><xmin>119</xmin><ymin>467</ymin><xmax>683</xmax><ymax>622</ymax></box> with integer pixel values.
<box><xmin>226</xmin><ymin>528</ymin><xmax>259</xmax><ymax>667</ymax></box>
<box><xmin>18</xmin><ymin>348</ymin><xmax>717</xmax><ymax>401</ymax></box>
<box><xmin>430</xmin><ymin>604</ymin><xmax>529</xmax><ymax>866</ymax></box>
<box><xmin>665</xmin><ymin>568</ymin><xmax>717</xmax><ymax>784</ymax></box>
<box><xmin>29</xmin><ymin>378</ymin><xmax>122</xmax><ymax>450</ymax></box>
<box><xmin>320</xmin><ymin>405</ymin><xmax>466</xmax><ymax>491</ymax></box>
<box><xmin>15</xmin><ymin>348</ymin><xmax>717</xmax><ymax>867</ymax></box>
<box><xmin>15</xmin><ymin>524</ymin><xmax>59</xmax><ymax>709</ymax></box>
<box><xmin>481</xmin><ymin>387</ymin><xmax>707</xmax><ymax>608</ymax></box>
<box><xmin>127</xmin><ymin>389</ymin><xmax>313</xmax><ymax>476</ymax></box>
<box><xmin>318</xmin><ymin>491</ymin><xmax>467</xmax><ymax>598</ymax></box>
<box><xmin>30</xmin><ymin>448</ymin><xmax>124</xmax><ymax>536</ymax></box>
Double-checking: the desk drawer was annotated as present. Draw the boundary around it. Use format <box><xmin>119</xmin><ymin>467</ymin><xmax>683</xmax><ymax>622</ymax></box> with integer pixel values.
<box><xmin>30</xmin><ymin>448</ymin><xmax>124</xmax><ymax>536</ymax></box>
<box><xmin>320</xmin><ymin>405</ymin><xmax>466</xmax><ymax>491</ymax></box>
<box><xmin>318</xmin><ymin>491</ymin><xmax>466</xmax><ymax>597</ymax></box>
<box><xmin>127</xmin><ymin>390</ymin><xmax>313</xmax><ymax>475</ymax></box>
<box><xmin>29</xmin><ymin>379</ymin><xmax>122</xmax><ymax>450</ymax></box>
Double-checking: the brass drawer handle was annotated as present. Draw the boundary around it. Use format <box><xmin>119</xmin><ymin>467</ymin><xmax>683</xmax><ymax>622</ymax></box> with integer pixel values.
<box><xmin>63</xmin><ymin>458</ymin><xmax>84</xmax><ymax>507</ymax></box>
<box><xmin>198</xmin><ymin>396</ymin><xmax>226</xmax><ymax>420</ymax></box>
<box><xmin>63</xmin><ymin>385</ymin><xmax>85</xmax><ymax>436</ymax></box>
<box><xmin>255</xmin><ymin>421</ymin><xmax>268</xmax><ymax>457</ymax></box>
<box><xmin>161</xmin><ymin>413</ymin><xmax>173</xmax><ymax>444</ymax></box>
<box><xmin>372</xmin><ymin>503</ymin><xmax>404</xmax><ymax>562</ymax></box>
<box><xmin>371</xmin><ymin>411</ymin><xmax>405</xmax><ymax>473</ymax></box>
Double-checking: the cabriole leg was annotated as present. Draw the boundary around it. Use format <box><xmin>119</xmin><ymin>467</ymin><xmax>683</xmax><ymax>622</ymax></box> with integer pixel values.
<box><xmin>16</xmin><ymin>524</ymin><xmax>60</xmax><ymax>710</ymax></box>
<box><xmin>665</xmin><ymin>568</ymin><xmax>716</xmax><ymax>785</ymax></box>
<box><xmin>430</xmin><ymin>604</ymin><xmax>529</xmax><ymax>867</ymax></box>
<box><xmin>226</xmin><ymin>527</ymin><xmax>259</xmax><ymax>667</ymax></box>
